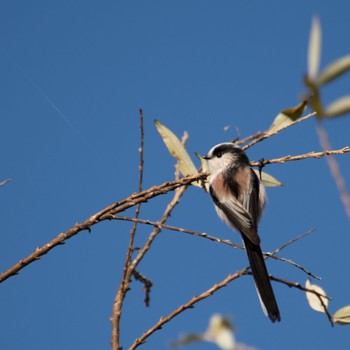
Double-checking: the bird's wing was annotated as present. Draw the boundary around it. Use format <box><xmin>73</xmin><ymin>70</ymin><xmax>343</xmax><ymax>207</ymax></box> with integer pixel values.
<box><xmin>209</xmin><ymin>184</ymin><xmax>260</xmax><ymax>245</ymax></box>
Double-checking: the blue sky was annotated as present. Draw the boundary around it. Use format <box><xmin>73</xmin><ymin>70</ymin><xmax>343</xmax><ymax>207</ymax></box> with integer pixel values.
<box><xmin>1</xmin><ymin>1</ymin><xmax>350</xmax><ymax>350</ymax></box>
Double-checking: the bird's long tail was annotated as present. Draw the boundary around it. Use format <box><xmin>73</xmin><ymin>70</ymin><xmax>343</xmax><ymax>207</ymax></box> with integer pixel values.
<box><xmin>243</xmin><ymin>236</ymin><xmax>281</xmax><ymax>322</ymax></box>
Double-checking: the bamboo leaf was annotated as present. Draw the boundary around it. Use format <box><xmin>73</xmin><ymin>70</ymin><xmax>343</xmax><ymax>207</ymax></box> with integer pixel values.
<box><xmin>317</xmin><ymin>54</ymin><xmax>350</xmax><ymax>85</ymax></box>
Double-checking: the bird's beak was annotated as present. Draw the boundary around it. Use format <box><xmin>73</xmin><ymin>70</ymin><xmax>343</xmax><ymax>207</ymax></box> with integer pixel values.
<box><xmin>203</xmin><ymin>155</ymin><xmax>210</xmax><ymax>160</ymax></box>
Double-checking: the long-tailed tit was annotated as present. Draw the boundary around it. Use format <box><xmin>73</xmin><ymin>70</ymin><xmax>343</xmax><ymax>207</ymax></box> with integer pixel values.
<box><xmin>204</xmin><ymin>142</ymin><xmax>281</xmax><ymax>323</ymax></box>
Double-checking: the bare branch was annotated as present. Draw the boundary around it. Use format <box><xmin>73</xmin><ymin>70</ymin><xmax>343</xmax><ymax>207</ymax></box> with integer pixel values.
<box><xmin>243</xmin><ymin>112</ymin><xmax>316</xmax><ymax>150</ymax></box>
<box><xmin>128</xmin><ymin>229</ymin><xmax>317</xmax><ymax>349</ymax></box>
<box><xmin>132</xmin><ymin>270</ymin><xmax>153</xmax><ymax>307</ymax></box>
<box><xmin>111</xmin><ymin>184</ymin><xmax>189</xmax><ymax>349</ymax></box>
<box><xmin>128</xmin><ymin>268</ymin><xmax>249</xmax><ymax>350</ymax></box>
<box><xmin>271</xmin><ymin>229</ymin><xmax>316</xmax><ymax>255</ymax></box>
<box><xmin>271</xmin><ymin>275</ymin><xmax>333</xmax><ymax>326</ymax></box>
<box><xmin>111</xmin><ymin>215</ymin><xmax>242</xmax><ymax>249</ymax></box>
<box><xmin>0</xmin><ymin>173</ymin><xmax>205</xmax><ymax>284</ymax></box>
<box><xmin>111</xmin><ymin>109</ymin><xmax>145</xmax><ymax>349</ymax></box>
<box><xmin>250</xmin><ymin>147</ymin><xmax>350</xmax><ymax>167</ymax></box>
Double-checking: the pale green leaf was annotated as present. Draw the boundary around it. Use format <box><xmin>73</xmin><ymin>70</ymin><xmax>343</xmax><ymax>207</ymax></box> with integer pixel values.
<box><xmin>253</xmin><ymin>170</ymin><xmax>283</xmax><ymax>187</ymax></box>
<box><xmin>308</xmin><ymin>16</ymin><xmax>322</xmax><ymax>80</ymax></box>
<box><xmin>305</xmin><ymin>279</ymin><xmax>329</xmax><ymax>313</ymax></box>
<box><xmin>267</xmin><ymin>101</ymin><xmax>307</xmax><ymax>134</ymax></box>
<box><xmin>317</xmin><ymin>54</ymin><xmax>350</xmax><ymax>85</ymax></box>
<box><xmin>333</xmin><ymin>305</ymin><xmax>350</xmax><ymax>325</ymax></box>
<box><xmin>324</xmin><ymin>95</ymin><xmax>350</xmax><ymax>118</ymax></box>
<box><xmin>154</xmin><ymin>119</ymin><xmax>198</xmax><ymax>178</ymax></box>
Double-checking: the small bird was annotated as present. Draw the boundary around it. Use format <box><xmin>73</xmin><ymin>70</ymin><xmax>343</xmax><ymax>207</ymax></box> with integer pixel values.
<box><xmin>204</xmin><ymin>142</ymin><xmax>281</xmax><ymax>322</ymax></box>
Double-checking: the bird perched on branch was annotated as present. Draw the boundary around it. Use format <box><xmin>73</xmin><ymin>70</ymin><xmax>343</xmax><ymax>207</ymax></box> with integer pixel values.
<box><xmin>204</xmin><ymin>142</ymin><xmax>280</xmax><ymax>323</ymax></box>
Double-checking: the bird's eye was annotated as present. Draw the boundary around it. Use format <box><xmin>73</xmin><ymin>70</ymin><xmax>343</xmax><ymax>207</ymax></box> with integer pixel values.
<box><xmin>216</xmin><ymin>152</ymin><xmax>222</xmax><ymax>158</ymax></box>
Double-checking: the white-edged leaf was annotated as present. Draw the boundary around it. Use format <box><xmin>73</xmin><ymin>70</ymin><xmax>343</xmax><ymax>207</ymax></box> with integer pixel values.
<box><xmin>253</xmin><ymin>170</ymin><xmax>283</xmax><ymax>187</ymax></box>
<box><xmin>308</xmin><ymin>16</ymin><xmax>322</xmax><ymax>80</ymax></box>
<box><xmin>305</xmin><ymin>279</ymin><xmax>329</xmax><ymax>313</ymax></box>
<box><xmin>267</xmin><ymin>101</ymin><xmax>307</xmax><ymax>134</ymax></box>
<box><xmin>324</xmin><ymin>95</ymin><xmax>350</xmax><ymax>118</ymax></box>
<box><xmin>154</xmin><ymin>119</ymin><xmax>197</xmax><ymax>178</ymax></box>
<box><xmin>333</xmin><ymin>305</ymin><xmax>350</xmax><ymax>325</ymax></box>
<box><xmin>317</xmin><ymin>54</ymin><xmax>350</xmax><ymax>85</ymax></box>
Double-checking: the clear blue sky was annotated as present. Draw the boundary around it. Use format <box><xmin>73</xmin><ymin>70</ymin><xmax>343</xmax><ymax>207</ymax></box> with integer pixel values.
<box><xmin>1</xmin><ymin>1</ymin><xmax>350</xmax><ymax>350</ymax></box>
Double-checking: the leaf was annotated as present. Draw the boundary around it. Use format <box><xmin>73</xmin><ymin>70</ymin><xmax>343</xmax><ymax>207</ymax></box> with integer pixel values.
<box><xmin>305</xmin><ymin>279</ymin><xmax>329</xmax><ymax>313</ymax></box>
<box><xmin>253</xmin><ymin>170</ymin><xmax>283</xmax><ymax>187</ymax></box>
<box><xmin>317</xmin><ymin>54</ymin><xmax>350</xmax><ymax>85</ymax></box>
<box><xmin>267</xmin><ymin>101</ymin><xmax>307</xmax><ymax>134</ymax></box>
<box><xmin>154</xmin><ymin>119</ymin><xmax>198</xmax><ymax>178</ymax></box>
<box><xmin>204</xmin><ymin>314</ymin><xmax>236</xmax><ymax>350</ymax></box>
<box><xmin>170</xmin><ymin>333</ymin><xmax>205</xmax><ymax>348</ymax></box>
<box><xmin>333</xmin><ymin>305</ymin><xmax>350</xmax><ymax>325</ymax></box>
<box><xmin>324</xmin><ymin>95</ymin><xmax>350</xmax><ymax>118</ymax></box>
<box><xmin>308</xmin><ymin>16</ymin><xmax>322</xmax><ymax>81</ymax></box>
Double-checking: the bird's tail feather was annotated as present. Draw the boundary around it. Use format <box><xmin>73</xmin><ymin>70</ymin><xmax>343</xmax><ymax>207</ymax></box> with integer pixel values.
<box><xmin>243</xmin><ymin>237</ymin><xmax>281</xmax><ymax>322</ymax></box>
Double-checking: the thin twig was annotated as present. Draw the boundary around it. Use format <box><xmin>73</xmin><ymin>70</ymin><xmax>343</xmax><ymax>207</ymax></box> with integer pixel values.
<box><xmin>1</xmin><ymin>146</ymin><xmax>348</xmax><ymax>284</ymax></box>
<box><xmin>111</xmin><ymin>109</ymin><xmax>145</xmax><ymax>350</ymax></box>
<box><xmin>271</xmin><ymin>229</ymin><xmax>316</xmax><ymax>255</ymax></box>
<box><xmin>111</xmin><ymin>215</ymin><xmax>242</xmax><ymax>249</ymax></box>
<box><xmin>270</xmin><ymin>275</ymin><xmax>333</xmax><ymax>326</ymax></box>
<box><xmin>316</xmin><ymin>121</ymin><xmax>350</xmax><ymax>220</ymax></box>
<box><xmin>250</xmin><ymin>147</ymin><xmax>350</xmax><ymax>167</ymax></box>
<box><xmin>243</xmin><ymin>112</ymin><xmax>316</xmax><ymax>150</ymax></box>
<box><xmin>128</xmin><ymin>230</ymin><xmax>316</xmax><ymax>349</ymax></box>
<box><xmin>268</xmin><ymin>255</ymin><xmax>321</xmax><ymax>280</ymax></box>
<box><xmin>114</xmin><ymin>216</ymin><xmax>320</xmax><ymax>279</ymax></box>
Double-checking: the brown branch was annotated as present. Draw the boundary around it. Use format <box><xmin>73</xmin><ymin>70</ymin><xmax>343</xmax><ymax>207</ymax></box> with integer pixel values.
<box><xmin>0</xmin><ymin>173</ymin><xmax>205</xmax><ymax>284</ymax></box>
<box><xmin>128</xmin><ymin>268</ymin><xmax>249</xmax><ymax>350</ymax></box>
<box><xmin>316</xmin><ymin>121</ymin><xmax>350</xmax><ymax>220</ymax></box>
<box><xmin>111</xmin><ymin>184</ymin><xmax>189</xmax><ymax>349</ymax></box>
<box><xmin>132</xmin><ymin>270</ymin><xmax>153</xmax><ymax>307</ymax></box>
<box><xmin>111</xmin><ymin>109</ymin><xmax>145</xmax><ymax>349</ymax></box>
<box><xmin>250</xmin><ymin>147</ymin><xmax>350</xmax><ymax>167</ymax></box>
<box><xmin>127</xmin><ymin>229</ymin><xmax>317</xmax><ymax>349</ymax></box>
